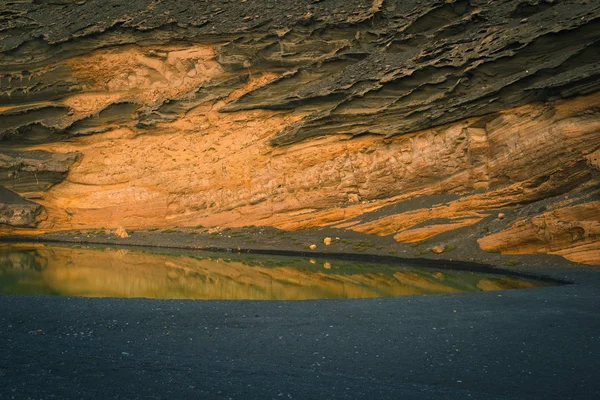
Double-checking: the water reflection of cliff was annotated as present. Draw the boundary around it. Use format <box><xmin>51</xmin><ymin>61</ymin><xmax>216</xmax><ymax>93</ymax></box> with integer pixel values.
<box><xmin>0</xmin><ymin>245</ymin><xmax>546</xmax><ymax>300</ymax></box>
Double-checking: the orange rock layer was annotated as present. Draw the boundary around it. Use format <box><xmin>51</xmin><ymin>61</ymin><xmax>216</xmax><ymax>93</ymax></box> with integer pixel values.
<box><xmin>479</xmin><ymin>200</ymin><xmax>600</xmax><ymax>265</ymax></box>
<box><xmin>1</xmin><ymin>42</ymin><xmax>599</xmax><ymax>265</ymax></box>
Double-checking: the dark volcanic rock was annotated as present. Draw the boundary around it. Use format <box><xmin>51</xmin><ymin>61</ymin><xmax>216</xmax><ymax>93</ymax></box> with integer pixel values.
<box><xmin>1</xmin><ymin>0</ymin><xmax>599</xmax><ymax>144</ymax></box>
<box><xmin>0</xmin><ymin>186</ymin><xmax>42</xmax><ymax>227</ymax></box>
<box><xmin>0</xmin><ymin>150</ymin><xmax>79</xmax><ymax>194</ymax></box>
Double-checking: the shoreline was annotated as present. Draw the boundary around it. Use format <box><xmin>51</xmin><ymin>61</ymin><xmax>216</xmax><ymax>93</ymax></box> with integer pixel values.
<box><xmin>2</xmin><ymin>232</ymin><xmax>599</xmax><ymax>399</ymax></box>
<box><xmin>0</xmin><ymin>233</ymin><xmax>577</xmax><ymax>285</ymax></box>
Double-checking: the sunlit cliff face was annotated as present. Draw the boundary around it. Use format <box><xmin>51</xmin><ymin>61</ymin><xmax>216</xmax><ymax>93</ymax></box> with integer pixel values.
<box><xmin>1</xmin><ymin>0</ymin><xmax>599</xmax><ymax>264</ymax></box>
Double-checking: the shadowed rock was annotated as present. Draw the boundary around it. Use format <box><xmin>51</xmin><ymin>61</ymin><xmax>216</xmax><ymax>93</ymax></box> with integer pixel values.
<box><xmin>1</xmin><ymin>0</ymin><xmax>598</xmax><ymax>144</ymax></box>
<box><xmin>0</xmin><ymin>150</ymin><xmax>80</xmax><ymax>195</ymax></box>
<box><xmin>0</xmin><ymin>186</ymin><xmax>42</xmax><ymax>227</ymax></box>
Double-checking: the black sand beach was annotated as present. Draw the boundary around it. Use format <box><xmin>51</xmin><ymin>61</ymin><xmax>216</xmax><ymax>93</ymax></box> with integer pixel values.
<box><xmin>1</xmin><ymin>262</ymin><xmax>599</xmax><ymax>400</ymax></box>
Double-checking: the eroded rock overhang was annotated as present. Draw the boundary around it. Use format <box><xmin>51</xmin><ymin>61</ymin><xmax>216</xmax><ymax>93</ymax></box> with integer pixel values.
<box><xmin>1</xmin><ymin>0</ymin><xmax>599</xmax><ymax>263</ymax></box>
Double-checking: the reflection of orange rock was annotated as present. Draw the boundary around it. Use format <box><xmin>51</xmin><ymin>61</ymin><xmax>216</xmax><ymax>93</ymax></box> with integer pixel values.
<box><xmin>0</xmin><ymin>245</ymin><xmax>550</xmax><ymax>300</ymax></box>
<box><xmin>477</xmin><ymin>279</ymin><xmax>536</xmax><ymax>292</ymax></box>
<box><xmin>391</xmin><ymin>272</ymin><xmax>459</xmax><ymax>294</ymax></box>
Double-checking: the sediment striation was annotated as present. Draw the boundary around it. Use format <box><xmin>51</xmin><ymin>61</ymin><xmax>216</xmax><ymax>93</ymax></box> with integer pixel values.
<box><xmin>1</xmin><ymin>0</ymin><xmax>599</xmax><ymax>264</ymax></box>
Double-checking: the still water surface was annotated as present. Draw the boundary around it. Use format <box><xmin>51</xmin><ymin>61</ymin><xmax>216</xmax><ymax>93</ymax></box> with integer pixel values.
<box><xmin>0</xmin><ymin>244</ymin><xmax>553</xmax><ymax>300</ymax></box>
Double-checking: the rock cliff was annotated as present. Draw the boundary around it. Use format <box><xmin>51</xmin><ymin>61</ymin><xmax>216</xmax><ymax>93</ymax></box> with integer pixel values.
<box><xmin>1</xmin><ymin>0</ymin><xmax>599</xmax><ymax>264</ymax></box>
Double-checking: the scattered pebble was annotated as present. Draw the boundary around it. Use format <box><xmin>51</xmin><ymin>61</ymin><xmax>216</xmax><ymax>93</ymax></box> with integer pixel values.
<box><xmin>115</xmin><ymin>227</ymin><xmax>129</xmax><ymax>238</ymax></box>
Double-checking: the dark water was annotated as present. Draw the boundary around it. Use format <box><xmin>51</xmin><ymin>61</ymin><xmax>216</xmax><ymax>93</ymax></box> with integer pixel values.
<box><xmin>0</xmin><ymin>244</ymin><xmax>555</xmax><ymax>300</ymax></box>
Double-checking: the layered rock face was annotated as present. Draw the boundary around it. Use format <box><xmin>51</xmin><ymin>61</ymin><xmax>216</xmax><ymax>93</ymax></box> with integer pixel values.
<box><xmin>1</xmin><ymin>0</ymin><xmax>599</xmax><ymax>263</ymax></box>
